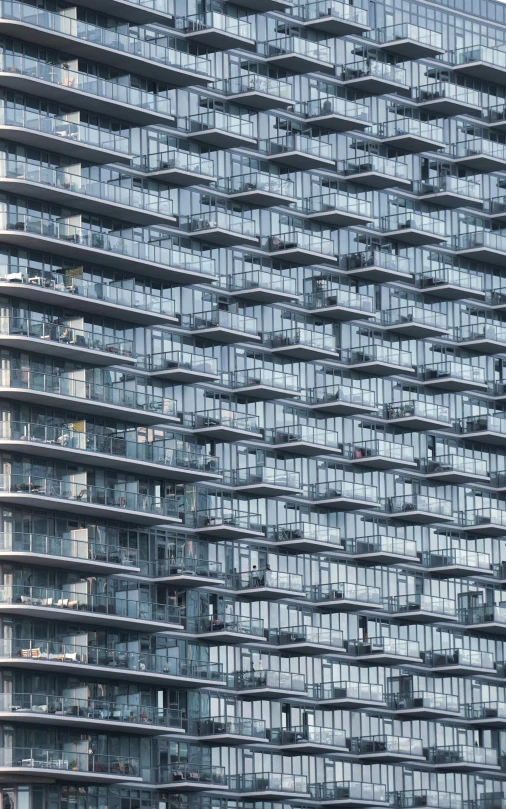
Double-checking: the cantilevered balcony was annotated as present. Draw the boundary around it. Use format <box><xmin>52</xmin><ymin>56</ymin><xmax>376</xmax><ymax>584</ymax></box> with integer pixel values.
<box><xmin>270</xmin><ymin>522</ymin><xmax>342</xmax><ymax>553</ymax></box>
<box><xmin>182</xmin><ymin>309</ymin><xmax>260</xmax><ymax>344</ymax></box>
<box><xmin>231</xmin><ymin>773</ymin><xmax>310</xmax><ymax>800</ymax></box>
<box><xmin>266</xmin><ymin>424</ymin><xmax>341</xmax><ymax>457</ymax></box>
<box><xmin>343</xmin><ymin>345</ymin><xmax>415</xmax><ymax>376</ymax></box>
<box><xmin>269</xmin><ymin>625</ymin><xmax>345</xmax><ymax>655</ymax></box>
<box><xmin>373</xmin><ymin>119</ymin><xmax>445</xmax><ymax>151</ymax></box>
<box><xmin>455</xmin><ymin>414</ymin><xmax>506</xmax><ymax>446</ymax></box>
<box><xmin>307</xmin><ymin>480</ymin><xmax>379</xmax><ymax>509</ymax></box>
<box><xmin>426</xmin><ymin>648</ymin><xmax>496</xmax><ymax>675</ymax></box>
<box><xmin>383</xmin><ymin>400</ymin><xmax>451</xmax><ymax>430</ymax></box>
<box><xmin>343</xmin><ymin>439</ymin><xmax>416</xmax><ymax>470</ymax></box>
<box><xmin>386</xmin><ymin>692</ymin><xmax>460</xmax><ymax>719</ymax></box>
<box><xmin>233</xmin><ymin>569</ymin><xmax>304</xmax><ymax>601</ymax></box>
<box><xmin>379</xmin><ymin>212</ymin><xmax>446</xmax><ymax>245</ymax></box>
<box><xmin>421</xmin><ymin>361</ymin><xmax>487</xmax><ymax>392</ymax></box>
<box><xmin>348</xmin><ymin>636</ymin><xmax>422</xmax><ymax>664</ymax></box>
<box><xmin>459</xmin><ymin>506</ymin><xmax>506</xmax><ymax>535</ymax></box>
<box><xmin>182</xmin><ymin>212</ymin><xmax>258</xmax><ymax>247</ymax></box>
<box><xmin>366</xmin><ymin>23</ymin><xmax>443</xmax><ymax>58</ymax></box>
<box><xmin>0</xmin><ymin>748</ymin><xmax>140</xmax><ymax>784</ymax></box>
<box><xmin>454</xmin><ymin>322</ymin><xmax>506</xmax><ymax>353</ymax></box>
<box><xmin>188</xmin><ymin>615</ymin><xmax>265</xmax><ymax>644</ymax></box>
<box><xmin>310</xmin><ymin>781</ymin><xmax>388</xmax><ymax>807</ymax></box>
<box><xmin>422</xmin><ymin>455</ymin><xmax>489</xmax><ymax>484</ymax></box>
<box><xmin>227</xmin><ymin>172</ymin><xmax>296</xmax><ymax>206</ymax></box>
<box><xmin>228</xmin><ymin>466</ymin><xmax>302</xmax><ymax>496</ymax></box>
<box><xmin>265</xmin><ymin>133</ymin><xmax>334</xmax><ymax>170</ymax></box>
<box><xmin>349</xmin><ymin>734</ymin><xmax>425</xmax><ymax>763</ymax></box>
<box><xmin>0</xmin><ymin>474</ymin><xmax>180</xmax><ymax>525</ymax></box>
<box><xmin>0</xmin><ymin>54</ymin><xmax>174</xmax><ymax>125</ymax></box>
<box><xmin>134</xmin><ymin>150</ymin><xmax>215</xmax><ymax>185</ymax></box>
<box><xmin>483</xmin><ymin>194</ymin><xmax>506</xmax><ymax>222</ymax></box>
<box><xmin>288</xmin><ymin>0</ymin><xmax>370</xmax><ymax>36</ymax></box>
<box><xmin>344</xmin><ymin>535</ymin><xmax>418</xmax><ymax>564</ymax></box>
<box><xmin>422</xmin><ymin>547</ymin><xmax>492</xmax><ymax>577</ymax></box>
<box><xmin>341</xmin><ymin>249</ymin><xmax>412</xmax><ymax>282</ymax></box>
<box><xmin>382</xmin><ymin>306</ymin><xmax>448</xmax><ymax>338</ymax></box>
<box><xmin>453</xmin><ymin>230</ymin><xmax>506</xmax><ymax>266</ymax></box>
<box><xmin>188</xmin><ymin>408</ymin><xmax>262</xmax><ymax>441</ymax></box>
<box><xmin>466</xmin><ymin>702</ymin><xmax>506</xmax><ymax>727</ymax></box>
<box><xmin>385</xmin><ymin>494</ymin><xmax>453</xmax><ymax>523</ymax></box>
<box><xmin>176</xmin><ymin>11</ymin><xmax>255</xmax><ymax>51</ymax></box>
<box><xmin>158</xmin><ymin>765</ymin><xmax>227</xmax><ymax>790</ymax></box>
<box><xmin>144</xmin><ymin>352</ymin><xmax>219</xmax><ymax>383</ymax></box>
<box><xmin>459</xmin><ymin>604</ymin><xmax>506</xmax><ymax>636</ymax></box>
<box><xmin>339</xmin><ymin>60</ymin><xmax>408</xmax><ymax>94</ymax></box>
<box><xmin>311</xmin><ymin>681</ymin><xmax>385</xmax><ymax>710</ymax></box>
<box><xmin>412</xmin><ymin>84</ymin><xmax>481</xmax><ymax>116</ymax></box>
<box><xmin>308</xmin><ymin>383</ymin><xmax>376</xmax><ymax>416</ymax></box>
<box><xmin>296</xmin><ymin>96</ymin><xmax>369</xmax><ymax>132</ymax></box>
<box><xmin>262</xmin><ymin>36</ymin><xmax>333</xmax><ymax>74</ymax></box>
<box><xmin>305</xmin><ymin>581</ymin><xmax>382</xmax><ymax>611</ymax></box>
<box><xmin>302</xmin><ymin>192</ymin><xmax>373</xmax><ymax>227</ymax></box>
<box><xmin>193</xmin><ymin>716</ymin><xmax>266</xmax><ymax>745</ymax></box>
<box><xmin>71</xmin><ymin>0</ymin><xmax>173</xmax><ymax>25</ymax></box>
<box><xmin>234</xmin><ymin>669</ymin><xmax>307</xmax><ymax>698</ymax></box>
<box><xmin>227</xmin><ymin>269</ymin><xmax>298</xmax><ymax>303</ymax></box>
<box><xmin>151</xmin><ymin>557</ymin><xmax>224</xmax><ymax>587</ymax></box>
<box><xmin>266</xmin><ymin>327</ymin><xmax>338</xmax><ymax>360</ymax></box>
<box><xmin>194</xmin><ymin>508</ymin><xmax>265</xmax><ymax>539</ymax></box>
<box><xmin>217</xmin><ymin>74</ymin><xmax>293</xmax><ymax>110</ymax></box>
<box><xmin>483</xmin><ymin>102</ymin><xmax>506</xmax><ymax>133</ymax></box>
<box><xmin>451</xmin><ymin>45</ymin><xmax>506</xmax><ymax>83</ymax></box>
<box><xmin>485</xmin><ymin>285</ymin><xmax>506</xmax><ymax>311</ymax></box>
<box><xmin>188</xmin><ymin>111</ymin><xmax>256</xmax><ymax>149</ymax></box>
<box><xmin>449</xmin><ymin>138</ymin><xmax>506</xmax><ymax>171</ymax></box>
<box><xmin>222</xmin><ymin>367</ymin><xmax>300</xmax><ymax>399</ymax></box>
<box><xmin>268</xmin><ymin>231</ymin><xmax>337</xmax><ymax>265</ymax></box>
<box><xmin>427</xmin><ymin>745</ymin><xmax>499</xmax><ymax>772</ymax></box>
<box><xmin>418</xmin><ymin>264</ymin><xmax>485</xmax><ymax>299</ymax></box>
<box><xmin>383</xmin><ymin>593</ymin><xmax>457</xmax><ymax>623</ymax></box>
<box><xmin>414</xmin><ymin>175</ymin><xmax>482</xmax><ymax>208</ymax></box>
<box><xmin>338</xmin><ymin>155</ymin><xmax>410</xmax><ymax>189</ymax></box>
<box><xmin>272</xmin><ymin>725</ymin><xmax>347</xmax><ymax>755</ymax></box>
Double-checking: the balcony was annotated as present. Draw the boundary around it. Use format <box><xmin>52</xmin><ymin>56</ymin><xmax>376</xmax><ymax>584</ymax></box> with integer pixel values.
<box><xmin>341</xmin><ymin>249</ymin><xmax>412</xmax><ymax>282</ymax></box>
<box><xmin>339</xmin><ymin>60</ymin><xmax>408</xmax><ymax>94</ymax></box>
<box><xmin>455</xmin><ymin>414</ymin><xmax>506</xmax><ymax>446</ymax></box>
<box><xmin>391</xmin><ymin>791</ymin><xmax>463</xmax><ymax>809</ymax></box>
<box><xmin>265</xmin><ymin>133</ymin><xmax>334</xmax><ymax>170</ymax></box>
<box><xmin>423</xmin><ymin>547</ymin><xmax>492</xmax><ymax>577</ymax></box>
<box><xmin>266</xmin><ymin>424</ymin><xmax>342</xmax><ymax>457</ymax></box>
<box><xmin>0</xmin><ymin>315</ymin><xmax>135</xmax><ymax>366</ymax></box>
<box><xmin>298</xmin><ymin>96</ymin><xmax>369</xmax><ymax>132</ymax></box>
<box><xmin>188</xmin><ymin>111</ymin><xmax>256</xmax><ymax>149</ymax></box>
<box><xmin>421</xmin><ymin>361</ymin><xmax>487</xmax><ymax>392</ymax></box>
<box><xmin>348</xmin><ymin>636</ymin><xmax>422</xmax><ymax>664</ymax></box>
<box><xmin>222</xmin><ymin>367</ymin><xmax>300</xmax><ymax>399</ymax></box>
<box><xmin>188</xmin><ymin>408</ymin><xmax>262</xmax><ymax>441</ymax></box>
<box><xmin>266</xmin><ymin>327</ymin><xmax>338</xmax><ymax>360</ymax></box>
<box><xmin>228</xmin><ymin>466</ymin><xmax>302</xmax><ymax>496</ymax></box>
<box><xmin>349</xmin><ymin>734</ymin><xmax>425</xmax><ymax>763</ymax></box>
<box><xmin>449</xmin><ymin>138</ymin><xmax>506</xmax><ymax>171</ymax></box>
<box><xmin>483</xmin><ymin>194</ymin><xmax>506</xmax><ymax>223</ymax></box>
<box><xmin>379</xmin><ymin>212</ymin><xmax>446</xmax><ymax>245</ymax></box>
<box><xmin>158</xmin><ymin>765</ymin><xmax>227</xmax><ymax>791</ymax></box>
<box><xmin>151</xmin><ymin>557</ymin><xmax>225</xmax><ymax>588</ymax></box>
<box><xmin>466</xmin><ymin>701</ymin><xmax>506</xmax><ymax>727</ymax></box>
<box><xmin>308</xmin><ymin>383</ymin><xmax>376</xmax><ymax>416</ymax></box>
<box><xmin>426</xmin><ymin>648</ymin><xmax>496</xmax><ymax>675</ymax></box>
<box><xmin>343</xmin><ymin>345</ymin><xmax>415</xmax><ymax>376</ymax></box>
<box><xmin>234</xmin><ymin>669</ymin><xmax>307</xmax><ymax>698</ymax></box>
<box><xmin>344</xmin><ymin>440</ymin><xmax>416</xmax><ymax>470</ymax></box>
<box><xmin>218</xmin><ymin>74</ymin><xmax>293</xmax><ymax>111</ymax></box>
<box><xmin>0</xmin><ymin>748</ymin><xmax>140</xmax><ymax>784</ymax></box>
<box><xmin>338</xmin><ymin>155</ymin><xmax>410</xmax><ymax>189</ymax></box>
<box><xmin>383</xmin><ymin>401</ymin><xmax>451</xmax><ymax>430</ymax></box>
<box><xmin>181</xmin><ymin>212</ymin><xmax>258</xmax><ymax>247</ymax></box>
<box><xmin>262</xmin><ymin>37</ymin><xmax>333</xmax><ymax>74</ymax></box>
<box><xmin>227</xmin><ymin>172</ymin><xmax>296</xmax><ymax>206</ymax></box>
<box><xmin>451</xmin><ymin>45</ymin><xmax>506</xmax><ymax>83</ymax></box>
<box><xmin>418</xmin><ymin>264</ymin><xmax>485</xmax><ymax>300</ymax></box>
<box><xmin>269</xmin><ymin>625</ymin><xmax>345</xmax><ymax>655</ymax></box>
<box><xmin>310</xmin><ymin>781</ymin><xmax>388</xmax><ymax>808</ymax></box>
<box><xmin>272</xmin><ymin>725</ymin><xmax>347</xmax><ymax>755</ymax></box>
<box><xmin>492</xmin><ymin>381</ymin><xmax>506</xmax><ymax>402</ymax></box>
<box><xmin>176</xmin><ymin>12</ymin><xmax>255</xmax><ymax>51</ymax></box>
<box><xmin>72</xmin><ymin>0</ymin><xmax>174</xmax><ymax>25</ymax></box>
<box><xmin>382</xmin><ymin>306</ymin><xmax>448</xmax><ymax>338</ymax></box>
<box><xmin>460</xmin><ymin>604</ymin><xmax>506</xmax><ymax>636</ymax></box>
<box><xmin>0</xmin><ymin>369</ymin><xmax>178</xmax><ymax>426</ymax></box>
<box><xmin>414</xmin><ymin>175</ymin><xmax>482</xmax><ymax>208</ymax></box>
<box><xmin>422</xmin><ymin>455</ymin><xmax>489</xmax><ymax>484</ymax></box>
<box><xmin>227</xmin><ymin>269</ymin><xmax>298</xmax><ymax>303</ymax></box>
<box><xmin>268</xmin><ymin>231</ymin><xmax>337</xmax><ymax>265</ymax></box>
<box><xmin>373</xmin><ymin>119</ymin><xmax>445</xmax><ymax>151</ymax></box>
<box><xmin>345</xmin><ymin>535</ymin><xmax>418</xmax><ymax>564</ymax></box>
<box><xmin>0</xmin><ymin>584</ymin><xmax>183</xmax><ymax>633</ymax></box>
<box><xmin>144</xmin><ymin>352</ymin><xmax>219</xmax><ymax>383</ymax></box>
<box><xmin>302</xmin><ymin>192</ymin><xmax>373</xmax><ymax>227</ymax></box>
<box><xmin>0</xmin><ymin>693</ymin><xmax>184</xmax><ymax>735</ymax></box>
<box><xmin>305</xmin><ymin>581</ymin><xmax>382</xmax><ymax>612</ymax></box>
<box><xmin>0</xmin><ymin>54</ymin><xmax>173</xmax><ymax>125</ymax></box>
<box><xmin>453</xmin><ymin>230</ymin><xmax>506</xmax><ymax>266</ymax></box>
<box><xmin>182</xmin><ymin>309</ymin><xmax>260</xmax><ymax>344</ymax></box>
<box><xmin>232</xmin><ymin>773</ymin><xmax>309</xmax><ymax>800</ymax></box>
<box><xmin>454</xmin><ymin>323</ymin><xmax>506</xmax><ymax>353</ymax></box>
<box><xmin>233</xmin><ymin>569</ymin><xmax>305</xmax><ymax>601</ymax></box>
<box><xmin>0</xmin><ymin>531</ymin><xmax>140</xmax><ymax>575</ymax></box>
<box><xmin>459</xmin><ymin>507</ymin><xmax>506</xmax><ymax>535</ymax></box>
<box><xmin>194</xmin><ymin>508</ymin><xmax>265</xmax><ymax>539</ymax></box>
<box><xmin>413</xmin><ymin>84</ymin><xmax>481</xmax><ymax>116</ymax></box>
<box><xmin>188</xmin><ymin>615</ymin><xmax>265</xmax><ymax>644</ymax></box>
<box><xmin>307</xmin><ymin>480</ymin><xmax>379</xmax><ymax>510</ymax></box>
<box><xmin>289</xmin><ymin>0</ymin><xmax>370</xmax><ymax>36</ymax></box>
<box><xmin>193</xmin><ymin>716</ymin><xmax>266</xmax><ymax>744</ymax></box>
<box><xmin>386</xmin><ymin>691</ymin><xmax>460</xmax><ymax>719</ymax></box>
<box><xmin>383</xmin><ymin>593</ymin><xmax>458</xmax><ymax>623</ymax></box>
<box><xmin>484</xmin><ymin>103</ymin><xmax>506</xmax><ymax>134</ymax></box>
<box><xmin>427</xmin><ymin>745</ymin><xmax>499</xmax><ymax>772</ymax></box>
<box><xmin>270</xmin><ymin>522</ymin><xmax>343</xmax><ymax>553</ymax></box>
<box><xmin>385</xmin><ymin>494</ymin><xmax>453</xmax><ymax>524</ymax></box>
<box><xmin>0</xmin><ymin>473</ymin><xmax>180</xmax><ymax>525</ymax></box>
<box><xmin>366</xmin><ymin>23</ymin><xmax>443</xmax><ymax>58</ymax></box>
<box><xmin>311</xmin><ymin>681</ymin><xmax>385</xmax><ymax>710</ymax></box>
<box><xmin>135</xmin><ymin>150</ymin><xmax>215</xmax><ymax>186</ymax></box>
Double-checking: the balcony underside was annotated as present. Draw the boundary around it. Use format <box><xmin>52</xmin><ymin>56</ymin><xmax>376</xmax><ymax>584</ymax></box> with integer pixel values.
<box><xmin>231</xmin><ymin>483</ymin><xmax>302</xmax><ymax>497</ymax></box>
<box><xmin>235</xmin><ymin>0</ymin><xmax>292</xmax><ymax>10</ymax></box>
<box><xmin>423</xmin><ymin>377</ymin><xmax>487</xmax><ymax>392</ymax></box>
<box><xmin>452</xmin><ymin>154</ymin><xmax>506</xmax><ymax>171</ymax></box>
<box><xmin>276</xmin><ymin>741</ymin><xmax>349</xmax><ymax>757</ymax></box>
<box><xmin>235</xmin><ymin>686</ymin><xmax>306</xmax><ymax>699</ymax></box>
<box><xmin>453</xmin><ymin>61</ymin><xmax>506</xmax><ymax>83</ymax></box>
<box><xmin>468</xmin><ymin>716</ymin><xmax>506</xmax><ymax>728</ymax></box>
<box><xmin>274</xmin><ymin>537</ymin><xmax>344</xmax><ymax>554</ymax></box>
<box><xmin>189</xmin><ymin>630</ymin><xmax>267</xmax><ymax>645</ymax></box>
<box><xmin>417</xmin><ymin>190</ymin><xmax>482</xmax><ymax>209</ymax></box>
<box><xmin>0</xmin><ymin>334</ymin><xmax>137</xmax><ymax>366</ymax></box>
<box><xmin>265</xmin><ymin>54</ymin><xmax>334</xmax><ymax>74</ymax></box>
<box><xmin>352</xmin><ymin>550</ymin><xmax>419</xmax><ymax>565</ymax></box>
<box><xmin>267</xmin><ymin>150</ymin><xmax>335</xmax><ymax>170</ymax></box>
<box><xmin>152</xmin><ymin>573</ymin><xmax>225</xmax><ymax>588</ymax></box>
<box><xmin>391</xmin><ymin>706</ymin><xmax>461</xmax><ymax>720</ymax></box>
<box><xmin>307</xmin><ymin>496</ymin><xmax>379</xmax><ymax>510</ymax></box>
<box><xmin>430</xmin><ymin>761</ymin><xmax>500</xmax><ymax>773</ymax></box>
<box><xmin>0</xmin><ymin>603</ymin><xmax>183</xmax><ymax>633</ymax></box>
<box><xmin>182</xmin><ymin>28</ymin><xmax>256</xmax><ymax>51</ymax></box>
<box><xmin>415</xmin><ymin>97</ymin><xmax>481</xmax><ymax>116</ymax></box>
<box><xmin>268</xmin><ymin>344</ymin><xmax>338</xmax><ymax>360</ymax></box>
<box><xmin>378</xmin><ymin>133</ymin><xmax>443</xmax><ymax>151</ymax></box>
<box><xmin>428</xmin><ymin>563</ymin><xmax>493</xmax><ymax>578</ymax></box>
<box><xmin>342</xmin><ymin>76</ymin><xmax>409</xmax><ymax>95</ymax></box>
<box><xmin>380</xmin><ymin>227</ymin><xmax>445</xmax><ymax>246</ymax></box>
<box><xmin>225</xmin><ymin>90</ymin><xmax>293</xmax><ymax>111</ymax></box>
<box><xmin>0</xmin><ymin>709</ymin><xmax>182</xmax><ymax>735</ymax></box>
<box><xmin>305</xmin><ymin>210</ymin><xmax>374</xmax><ymax>228</ymax></box>
<box><xmin>388</xmin><ymin>608</ymin><xmax>458</xmax><ymax>624</ymax></box>
<box><xmin>146</xmin><ymin>166</ymin><xmax>214</xmax><ymax>186</ymax></box>
<box><xmin>355</xmin><ymin>751</ymin><xmax>426</xmax><ymax>764</ymax></box>
<box><xmin>188</xmin><ymin>127</ymin><xmax>257</xmax><ymax>149</ymax></box>
<box><xmin>317</xmin><ymin>696</ymin><xmax>385</xmax><ymax>711</ymax></box>
<box><xmin>459</xmin><ymin>521</ymin><xmax>506</xmax><ymax>536</ymax></box>
<box><xmin>237</xmin><ymin>585</ymin><xmax>306</xmax><ymax>601</ymax></box>
<box><xmin>193</xmin><ymin>524</ymin><xmax>266</xmax><ymax>540</ymax></box>
<box><xmin>342</xmin><ymin>170</ymin><xmax>411</xmax><ymax>190</ymax></box>
<box><xmin>454</xmin><ymin>245</ymin><xmax>506</xmax><ymax>266</ymax></box>
<box><xmin>304</xmin><ymin>112</ymin><xmax>369</xmax><ymax>132</ymax></box>
<box><xmin>228</xmin><ymin>188</ymin><xmax>296</xmax><ymax>208</ymax></box>
<box><xmin>464</xmin><ymin>621</ymin><xmax>506</xmax><ymax>636</ymax></box>
<box><xmin>388</xmin><ymin>509</ymin><xmax>454</xmax><ymax>524</ymax></box>
<box><xmin>421</xmin><ymin>281</ymin><xmax>485</xmax><ymax>300</ymax></box>
<box><xmin>0</xmin><ymin>764</ymin><xmax>143</xmax><ymax>784</ymax></box>
<box><xmin>270</xmin><ymin>440</ymin><xmax>342</xmax><ymax>457</ymax></box>
<box><xmin>454</xmin><ymin>337</ymin><xmax>506</xmax><ymax>353</ymax></box>
<box><xmin>348</xmin><ymin>456</ymin><xmax>417</xmax><ymax>470</ymax></box>
<box><xmin>382</xmin><ymin>321</ymin><xmax>449</xmax><ymax>338</ymax></box>
<box><xmin>62</xmin><ymin>0</ymin><xmax>174</xmax><ymax>25</ymax></box>
<box><xmin>308</xmin><ymin>400</ymin><xmax>376</xmax><ymax>416</ymax></box>
<box><xmin>430</xmin><ymin>662</ymin><xmax>498</xmax><ymax>676</ymax></box>
<box><xmin>347</xmin><ymin>361</ymin><xmax>415</xmax><ymax>376</ymax></box>
<box><xmin>352</xmin><ymin>651</ymin><xmax>422</xmax><ymax>665</ymax></box>
<box><xmin>383</xmin><ymin>416</ymin><xmax>451</xmax><ymax>431</ymax></box>
<box><xmin>375</xmin><ymin>38</ymin><xmax>443</xmax><ymax>58</ymax></box>
<box><xmin>0</xmin><ymin>549</ymin><xmax>140</xmax><ymax>575</ymax></box>
<box><xmin>458</xmin><ymin>430</ymin><xmax>506</xmax><ymax>447</ymax></box>
<box><xmin>188</xmin><ymin>326</ymin><xmax>261</xmax><ymax>344</ymax></box>
<box><xmin>223</xmin><ymin>383</ymin><xmax>299</xmax><ymax>400</ymax></box>
<box><xmin>425</xmin><ymin>469</ymin><xmax>490</xmax><ymax>484</ymax></box>
<box><xmin>148</xmin><ymin>368</ymin><xmax>219</xmax><ymax>383</ymax></box>
<box><xmin>311</xmin><ymin>598</ymin><xmax>383</xmax><ymax>613</ymax></box>
<box><xmin>301</xmin><ymin>16</ymin><xmax>370</xmax><ymax>36</ymax></box>
<box><xmin>191</xmin><ymin>424</ymin><xmax>263</xmax><ymax>441</ymax></box>
<box><xmin>0</xmin><ymin>124</ymin><xmax>132</xmax><ymax>165</ymax></box>
<box><xmin>188</xmin><ymin>228</ymin><xmax>258</xmax><ymax>247</ymax></box>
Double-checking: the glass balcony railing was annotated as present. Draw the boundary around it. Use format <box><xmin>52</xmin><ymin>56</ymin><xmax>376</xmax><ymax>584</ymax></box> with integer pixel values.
<box><xmin>309</xmin><ymin>681</ymin><xmax>384</xmax><ymax>704</ymax></box>
<box><xmin>176</xmin><ymin>11</ymin><xmax>252</xmax><ymax>40</ymax></box>
<box><xmin>349</xmin><ymin>637</ymin><xmax>421</xmax><ymax>659</ymax></box>
<box><xmin>422</xmin><ymin>455</ymin><xmax>488</xmax><ymax>478</ymax></box>
<box><xmin>450</xmin><ymin>138</ymin><xmax>506</xmax><ymax>161</ymax></box>
<box><xmin>460</xmin><ymin>604</ymin><xmax>506</xmax><ymax>626</ymax></box>
<box><xmin>158</xmin><ymin>766</ymin><xmax>226</xmax><ymax>786</ymax></box>
<box><xmin>0</xmin><ymin>53</ymin><xmax>171</xmax><ymax>116</ymax></box>
<box><xmin>423</xmin><ymin>547</ymin><xmax>490</xmax><ymax>571</ymax></box>
<box><xmin>422</xmin><ymin>361</ymin><xmax>486</xmax><ymax>385</ymax></box>
<box><xmin>189</xmin><ymin>615</ymin><xmax>264</xmax><ymax>637</ymax></box>
<box><xmin>229</xmin><ymin>466</ymin><xmax>300</xmax><ymax>490</ymax></box>
<box><xmin>383</xmin><ymin>400</ymin><xmax>450</xmax><ymax>424</ymax></box>
<box><xmin>380</xmin><ymin>212</ymin><xmax>445</xmax><ymax>237</ymax></box>
<box><xmin>306</xmin><ymin>581</ymin><xmax>381</xmax><ymax>605</ymax></box>
<box><xmin>344</xmin><ymin>535</ymin><xmax>418</xmax><ymax>559</ymax></box>
<box><xmin>151</xmin><ymin>556</ymin><xmax>223</xmax><ymax>580</ymax></box>
<box><xmin>311</xmin><ymin>782</ymin><xmax>387</xmax><ymax>804</ymax></box>
<box><xmin>350</xmin><ymin>734</ymin><xmax>424</xmax><ymax>757</ymax></box>
<box><xmin>271</xmin><ymin>725</ymin><xmax>346</xmax><ymax>748</ymax></box>
<box><xmin>227</xmin><ymin>172</ymin><xmax>295</xmax><ymax>198</ymax></box>
<box><xmin>482</xmin><ymin>102</ymin><xmax>506</xmax><ymax>127</ymax></box>
<box><xmin>271</xmin><ymin>625</ymin><xmax>344</xmax><ymax>648</ymax></box>
<box><xmin>390</xmin><ymin>790</ymin><xmax>463</xmax><ymax>809</ymax></box>
<box><xmin>455</xmin><ymin>323</ymin><xmax>506</xmax><ymax>344</ymax></box>
<box><xmin>143</xmin><ymin>351</ymin><xmax>218</xmax><ymax>376</ymax></box>
<box><xmin>455</xmin><ymin>414</ymin><xmax>506</xmax><ymax>436</ymax></box>
<box><xmin>453</xmin><ymin>44</ymin><xmax>506</xmax><ymax>71</ymax></box>
<box><xmin>232</xmin><ymin>773</ymin><xmax>308</xmax><ymax>795</ymax></box>
<box><xmin>187</xmin><ymin>408</ymin><xmax>260</xmax><ymax>435</ymax></box>
<box><xmin>181</xmin><ymin>212</ymin><xmax>257</xmax><ymax>239</ymax></box>
<box><xmin>340</xmin><ymin>60</ymin><xmax>407</xmax><ymax>86</ymax></box>
<box><xmin>269</xmin><ymin>522</ymin><xmax>341</xmax><ymax>546</ymax></box>
<box><xmin>0</xmin><ymin>638</ymin><xmax>224</xmax><ymax>680</ymax></box>
<box><xmin>0</xmin><ymin>102</ymin><xmax>130</xmax><ymax>155</ymax></box>
<box><xmin>414</xmin><ymin>175</ymin><xmax>481</xmax><ymax>199</ymax></box>
<box><xmin>418</xmin><ymin>264</ymin><xmax>484</xmax><ymax>293</ymax></box>
<box><xmin>262</xmin><ymin>36</ymin><xmax>331</xmax><ymax>64</ymax></box>
<box><xmin>386</xmin><ymin>691</ymin><xmax>460</xmax><ymax>714</ymax></box>
<box><xmin>0</xmin><ymin>315</ymin><xmax>133</xmax><ymax>357</ymax></box>
<box><xmin>266</xmin><ymin>424</ymin><xmax>339</xmax><ymax>450</ymax></box>
<box><xmin>226</xmin><ymin>269</ymin><xmax>298</xmax><ymax>297</ymax></box>
<box><xmin>234</xmin><ymin>669</ymin><xmax>306</xmax><ymax>693</ymax></box>
<box><xmin>303</xmin><ymin>191</ymin><xmax>372</xmax><ymax>219</ymax></box>
<box><xmin>132</xmin><ymin>150</ymin><xmax>215</xmax><ymax>179</ymax></box>
<box><xmin>188</xmin><ymin>110</ymin><xmax>254</xmax><ymax>140</ymax></box>
<box><xmin>289</xmin><ymin>0</ymin><xmax>368</xmax><ymax>27</ymax></box>
<box><xmin>343</xmin><ymin>440</ymin><xmax>415</xmax><ymax>464</ymax></box>
<box><xmin>182</xmin><ymin>309</ymin><xmax>259</xmax><ymax>336</ymax></box>
<box><xmin>194</xmin><ymin>508</ymin><xmax>263</xmax><ymax>534</ymax></box>
<box><xmin>426</xmin><ymin>648</ymin><xmax>495</xmax><ymax>670</ymax></box>
<box><xmin>374</xmin><ymin>118</ymin><xmax>445</xmax><ymax>143</ymax></box>
<box><xmin>266</xmin><ymin>327</ymin><xmax>337</xmax><ymax>353</ymax></box>
<box><xmin>415</xmin><ymin>83</ymin><xmax>481</xmax><ymax>108</ymax></box>
<box><xmin>0</xmin><ymin>531</ymin><xmax>139</xmax><ymax>568</ymax></box>
<box><xmin>308</xmin><ymin>383</ymin><xmax>376</xmax><ymax>410</ymax></box>
<box><xmin>194</xmin><ymin>716</ymin><xmax>266</xmax><ymax>739</ymax></box>
<box><xmin>386</xmin><ymin>494</ymin><xmax>453</xmax><ymax>518</ymax></box>
<box><xmin>465</xmin><ymin>701</ymin><xmax>506</xmax><ymax>720</ymax></box>
<box><xmin>341</xmin><ymin>249</ymin><xmax>411</xmax><ymax>276</ymax></box>
<box><xmin>487</xmin><ymin>286</ymin><xmax>506</xmax><ymax>306</ymax></box>
<box><xmin>223</xmin><ymin>367</ymin><xmax>299</xmax><ymax>392</ymax></box>
<box><xmin>383</xmin><ymin>593</ymin><xmax>456</xmax><ymax>617</ymax></box>
<box><xmin>343</xmin><ymin>344</ymin><xmax>414</xmax><ymax>368</ymax></box>
<box><xmin>270</xmin><ymin>230</ymin><xmax>334</xmax><ymax>256</ymax></box>
<box><xmin>264</xmin><ymin>133</ymin><xmax>333</xmax><ymax>162</ymax></box>
<box><xmin>427</xmin><ymin>746</ymin><xmax>498</xmax><ymax>767</ymax></box>
<box><xmin>308</xmin><ymin>480</ymin><xmax>379</xmax><ymax>504</ymax></box>
<box><xmin>233</xmin><ymin>569</ymin><xmax>304</xmax><ymax>592</ymax></box>
<box><xmin>464</xmin><ymin>797</ymin><xmax>506</xmax><ymax>809</ymax></box>
<box><xmin>369</xmin><ymin>22</ymin><xmax>442</xmax><ymax>49</ymax></box>
<box><xmin>218</xmin><ymin>74</ymin><xmax>293</xmax><ymax>101</ymax></box>
<box><xmin>0</xmin><ymin>747</ymin><xmax>139</xmax><ymax>776</ymax></box>
<box><xmin>301</xmin><ymin>95</ymin><xmax>369</xmax><ymax>123</ymax></box>
<box><xmin>339</xmin><ymin>154</ymin><xmax>408</xmax><ymax>180</ymax></box>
